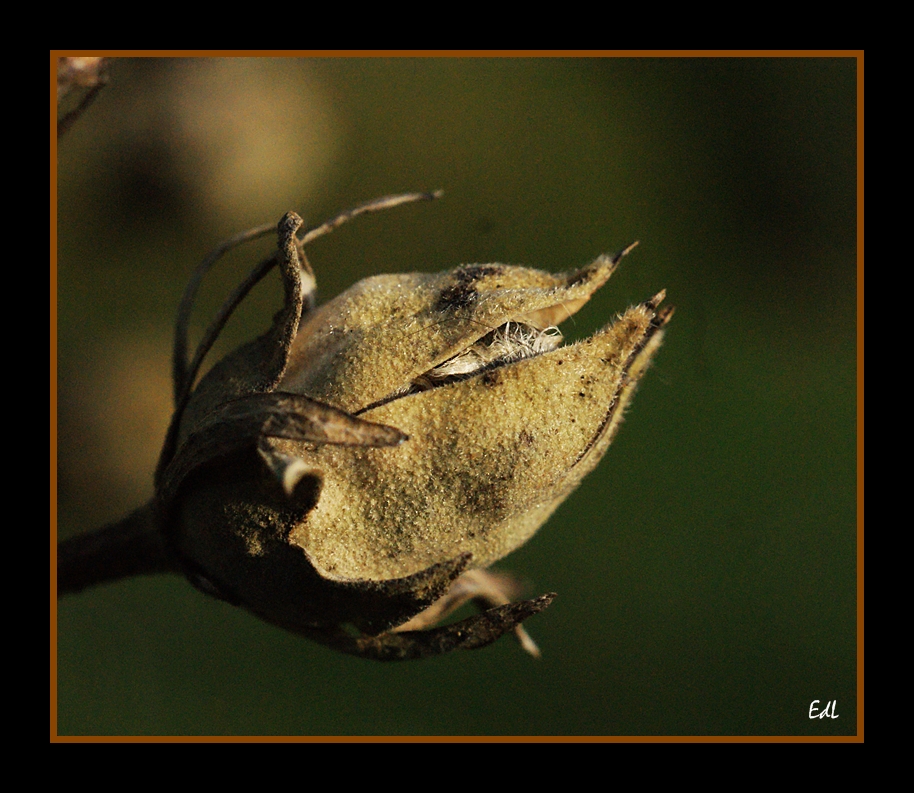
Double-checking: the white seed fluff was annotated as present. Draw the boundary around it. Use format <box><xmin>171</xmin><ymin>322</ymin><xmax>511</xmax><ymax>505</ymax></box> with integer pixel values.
<box><xmin>413</xmin><ymin>322</ymin><xmax>563</xmax><ymax>390</ymax></box>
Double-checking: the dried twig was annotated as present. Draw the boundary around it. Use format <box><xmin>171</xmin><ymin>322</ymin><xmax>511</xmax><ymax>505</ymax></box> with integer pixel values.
<box><xmin>57</xmin><ymin>57</ymin><xmax>109</xmax><ymax>137</ymax></box>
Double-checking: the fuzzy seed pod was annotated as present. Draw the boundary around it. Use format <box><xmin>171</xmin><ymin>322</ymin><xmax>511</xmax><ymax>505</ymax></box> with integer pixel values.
<box><xmin>153</xmin><ymin>194</ymin><xmax>672</xmax><ymax>661</ymax></box>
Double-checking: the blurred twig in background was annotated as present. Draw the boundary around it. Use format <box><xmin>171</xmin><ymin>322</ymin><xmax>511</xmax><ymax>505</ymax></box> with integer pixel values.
<box><xmin>57</xmin><ymin>57</ymin><xmax>109</xmax><ymax>138</ymax></box>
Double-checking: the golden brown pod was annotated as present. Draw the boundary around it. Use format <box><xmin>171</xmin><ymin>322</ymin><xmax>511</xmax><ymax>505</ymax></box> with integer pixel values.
<box><xmin>154</xmin><ymin>193</ymin><xmax>672</xmax><ymax>661</ymax></box>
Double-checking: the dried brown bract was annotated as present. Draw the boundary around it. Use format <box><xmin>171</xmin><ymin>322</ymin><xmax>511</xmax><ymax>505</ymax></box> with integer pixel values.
<box><xmin>151</xmin><ymin>192</ymin><xmax>672</xmax><ymax>661</ymax></box>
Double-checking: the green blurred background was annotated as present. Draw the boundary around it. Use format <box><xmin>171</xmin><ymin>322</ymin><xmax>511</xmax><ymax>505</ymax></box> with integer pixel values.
<box><xmin>56</xmin><ymin>56</ymin><xmax>858</xmax><ymax>737</ymax></box>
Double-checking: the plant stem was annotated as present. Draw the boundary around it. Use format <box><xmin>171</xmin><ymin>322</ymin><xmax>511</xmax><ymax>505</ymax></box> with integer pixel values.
<box><xmin>57</xmin><ymin>504</ymin><xmax>179</xmax><ymax>597</ymax></box>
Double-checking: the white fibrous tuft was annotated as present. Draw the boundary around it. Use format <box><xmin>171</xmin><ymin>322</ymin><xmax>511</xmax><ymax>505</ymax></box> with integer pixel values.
<box><xmin>413</xmin><ymin>322</ymin><xmax>563</xmax><ymax>390</ymax></box>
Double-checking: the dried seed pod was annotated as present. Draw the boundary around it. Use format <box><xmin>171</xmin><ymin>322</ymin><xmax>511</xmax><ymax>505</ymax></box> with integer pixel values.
<box><xmin>154</xmin><ymin>193</ymin><xmax>672</xmax><ymax>661</ymax></box>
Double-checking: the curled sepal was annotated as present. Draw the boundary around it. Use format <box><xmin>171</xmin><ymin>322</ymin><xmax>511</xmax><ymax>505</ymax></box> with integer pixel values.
<box><xmin>157</xmin><ymin>392</ymin><xmax>406</xmax><ymax>513</ymax></box>
<box><xmin>393</xmin><ymin>568</ymin><xmax>544</xmax><ymax>657</ymax></box>
<box><xmin>157</xmin><ymin>212</ymin><xmax>311</xmax><ymax>486</ymax></box>
<box><xmin>295</xmin><ymin>593</ymin><xmax>556</xmax><ymax>662</ymax></box>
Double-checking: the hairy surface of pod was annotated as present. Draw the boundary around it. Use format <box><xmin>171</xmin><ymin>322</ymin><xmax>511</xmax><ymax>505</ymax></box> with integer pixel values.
<box><xmin>156</xmin><ymin>196</ymin><xmax>672</xmax><ymax>660</ymax></box>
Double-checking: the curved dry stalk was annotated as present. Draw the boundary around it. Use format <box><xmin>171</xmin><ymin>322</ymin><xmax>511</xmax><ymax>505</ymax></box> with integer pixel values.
<box><xmin>57</xmin><ymin>504</ymin><xmax>179</xmax><ymax>598</ymax></box>
<box><xmin>57</xmin><ymin>57</ymin><xmax>109</xmax><ymax>138</ymax></box>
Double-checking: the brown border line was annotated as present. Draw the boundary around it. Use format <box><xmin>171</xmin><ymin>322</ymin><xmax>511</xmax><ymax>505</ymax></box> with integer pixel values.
<box><xmin>51</xmin><ymin>49</ymin><xmax>864</xmax><ymax>744</ymax></box>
